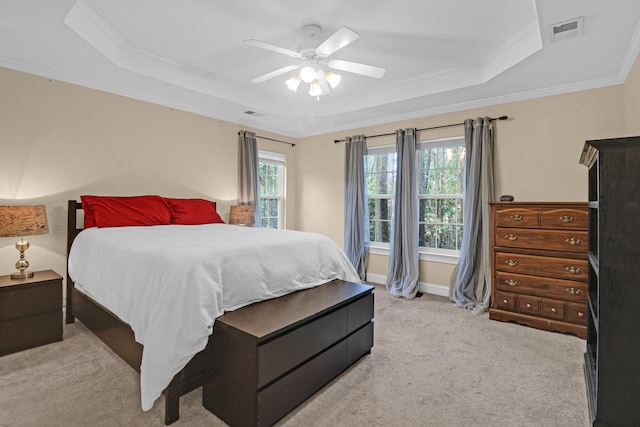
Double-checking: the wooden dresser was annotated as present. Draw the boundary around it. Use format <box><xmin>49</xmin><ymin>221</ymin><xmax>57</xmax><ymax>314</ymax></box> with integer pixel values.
<box><xmin>489</xmin><ymin>202</ymin><xmax>588</xmax><ymax>338</ymax></box>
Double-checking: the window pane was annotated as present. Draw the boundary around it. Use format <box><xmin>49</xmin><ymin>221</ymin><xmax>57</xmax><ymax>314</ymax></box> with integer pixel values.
<box><xmin>258</xmin><ymin>157</ymin><xmax>284</xmax><ymax>229</ymax></box>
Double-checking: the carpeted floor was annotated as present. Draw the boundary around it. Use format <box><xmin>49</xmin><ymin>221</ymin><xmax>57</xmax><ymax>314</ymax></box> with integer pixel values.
<box><xmin>0</xmin><ymin>285</ymin><xmax>590</xmax><ymax>427</ymax></box>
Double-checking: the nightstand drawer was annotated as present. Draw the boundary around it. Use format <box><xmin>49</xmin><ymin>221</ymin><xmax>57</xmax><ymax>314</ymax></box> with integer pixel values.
<box><xmin>0</xmin><ymin>311</ymin><xmax>62</xmax><ymax>356</ymax></box>
<box><xmin>0</xmin><ymin>280</ymin><xmax>61</xmax><ymax>322</ymax></box>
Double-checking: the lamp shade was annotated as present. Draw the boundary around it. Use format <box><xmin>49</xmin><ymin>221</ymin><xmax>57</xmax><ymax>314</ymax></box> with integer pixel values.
<box><xmin>0</xmin><ymin>204</ymin><xmax>49</xmax><ymax>237</ymax></box>
<box><xmin>229</xmin><ymin>205</ymin><xmax>255</xmax><ymax>226</ymax></box>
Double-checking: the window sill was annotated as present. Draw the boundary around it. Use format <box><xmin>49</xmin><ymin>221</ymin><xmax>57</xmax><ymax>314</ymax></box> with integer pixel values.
<box><xmin>368</xmin><ymin>244</ymin><xmax>459</xmax><ymax>265</ymax></box>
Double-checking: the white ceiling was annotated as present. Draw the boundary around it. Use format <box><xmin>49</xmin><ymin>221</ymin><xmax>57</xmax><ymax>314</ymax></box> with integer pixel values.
<box><xmin>2</xmin><ymin>0</ymin><xmax>640</xmax><ymax>138</ymax></box>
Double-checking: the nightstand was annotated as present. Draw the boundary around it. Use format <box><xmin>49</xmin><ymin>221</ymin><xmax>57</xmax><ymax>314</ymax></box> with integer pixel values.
<box><xmin>0</xmin><ymin>270</ymin><xmax>63</xmax><ymax>356</ymax></box>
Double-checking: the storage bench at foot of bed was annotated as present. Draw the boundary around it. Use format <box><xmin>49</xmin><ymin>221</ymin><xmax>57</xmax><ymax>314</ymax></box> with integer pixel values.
<box><xmin>202</xmin><ymin>279</ymin><xmax>374</xmax><ymax>427</ymax></box>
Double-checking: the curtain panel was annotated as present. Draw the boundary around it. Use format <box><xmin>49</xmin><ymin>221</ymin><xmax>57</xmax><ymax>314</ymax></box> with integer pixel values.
<box><xmin>450</xmin><ymin>117</ymin><xmax>495</xmax><ymax>314</ymax></box>
<box><xmin>238</xmin><ymin>130</ymin><xmax>262</xmax><ymax>227</ymax></box>
<box><xmin>344</xmin><ymin>135</ymin><xmax>369</xmax><ymax>281</ymax></box>
<box><xmin>386</xmin><ymin>128</ymin><xmax>420</xmax><ymax>299</ymax></box>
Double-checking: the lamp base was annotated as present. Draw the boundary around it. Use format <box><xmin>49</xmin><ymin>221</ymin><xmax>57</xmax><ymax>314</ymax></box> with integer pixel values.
<box><xmin>11</xmin><ymin>271</ymin><xmax>34</xmax><ymax>280</ymax></box>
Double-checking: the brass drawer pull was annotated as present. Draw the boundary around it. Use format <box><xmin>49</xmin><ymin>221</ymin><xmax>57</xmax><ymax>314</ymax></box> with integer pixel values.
<box><xmin>559</xmin><ymin>215</ymin><xmax>576</xmax><ymax>223</ymax></box>
<box><xmin>578</xmin><ymin>312</ymin><xmax>584</xmax><ymax>318</ymax></box>
<box><xmin>565</xmin><ymin>266</ymin><xmax>583</xmax><ymax>274</ymax></box>
<box><xmin>526</xmin><ymin>303</ymin><xmax>532</xmax><ymax>308</ymax></box>
<box><xmin>503</xmin><ymin>299</ymin><xmax>509</xmax><ymax>304</ymax></box>
<box><xmin>504</xmin><ymin>234</ymin><xmax>519</xmax><ymax>241</ymax></box>
<box><xmin>510</xmin><ymin>214</ymin><xmax>524</xmax><ymax>221</ymax></box>
<box><xmin>504</xmin><ymin>279</ymin><xmax>519</xmax><ymax>287</ymax></box>
<box><xmin>566</xmin><ymin>287</ymin><xmax>582</xmax><ymax>295</ymax></box>
<box><xmin>551</xmin><ymin>307</ymin><xmax>557</xmax><ymax>313</ymax></box>
<box><xmin>565</xmin><ymin>238</ymin><xmax>583</xmax><ymax>246</ymax></box>
<box><xmin>504</xmin><ymin>260</ymin><xmax>519</xmax><ymax>267</ymax></box>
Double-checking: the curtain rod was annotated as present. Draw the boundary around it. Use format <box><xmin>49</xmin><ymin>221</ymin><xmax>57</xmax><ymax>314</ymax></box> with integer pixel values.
<box><xmin>238</xmin><ymin>131</ymin><xmax>295</xmax><ymax>147</ymax></box>
<box><xmin>333</xmin><ymin>115</ymin><xmax>509</xmax><ymax>143</ymax></box>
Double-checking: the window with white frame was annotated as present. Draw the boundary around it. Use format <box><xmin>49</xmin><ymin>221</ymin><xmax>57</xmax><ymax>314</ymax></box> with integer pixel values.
<box><xmin>258</xmin><ymin>150</ymin><xmax>285</xmax><ymax>229</ymax></box>
<box><xmin>364</xmin><ymin>136</ymin><xmax>465</xmax><ymax>256</ymax></box>
<box><xmin>365</xmin><ymin>145</ymin><xmax>396</xmax><ymax>244</ymax></box>
<box><xmin>417</xmin><ymin>137</ymin><xmax>465</xmax><ymax>253</ymax></box>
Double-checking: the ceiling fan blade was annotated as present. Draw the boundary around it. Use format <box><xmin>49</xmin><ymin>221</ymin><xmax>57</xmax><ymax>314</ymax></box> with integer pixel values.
<box><xmin>243</xmin><ymin>39</ymin><xmax>303</xmax><ymax>59</ymax></box>
<box><xmin>251</xmin><ymin>65</ymin><xmax>299</xmax><ymax>83</ymax></box>
<box><xmin>327</xmin><ymin>59</ymin><xmax>386</xmax><ymax>78</ymax></box>
<box><xmin>316</xmin><ymin>27</ymin><xmax>359</xmax><ymax>57</ymax></box>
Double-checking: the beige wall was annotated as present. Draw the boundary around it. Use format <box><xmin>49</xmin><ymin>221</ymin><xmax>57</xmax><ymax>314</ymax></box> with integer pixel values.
<box><xmin>624</xmin><ymin>55</ymin><xmax>640</xmax><ymax>135</ymax></box>
<box><xmin>1</xmin><ymin>52</ymin><xmax>638</xmax><ymax>294</ymax></box>
<box><xmin>295</xmin><ymin>60</ymin><xmax>637</xmax><ymax>289</ymax></box>
<box><xmin>0</xmin><ymin>67</ymin><xmax>296</xmax><ymax>283</ymax></box>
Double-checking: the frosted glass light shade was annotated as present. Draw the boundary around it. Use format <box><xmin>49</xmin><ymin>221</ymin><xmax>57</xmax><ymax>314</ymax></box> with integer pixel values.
<box><xmin>324</xmin><ymin>71</ymin><xmax>342</xmax><ymax>88</ymax></box>
<box><xmin>309</xmin><ymin>80</ymin><xmax>322</xmax><ymax>96</ymax></box>
<box><xmin>285</xmin><ymin>75</ymin><xmax>301</xmax><ymax>92</ymax></box>
<box><xmin>299</xmin><ymin>66</ymin><xmax>316</xmax><ymax>83</ymax></box>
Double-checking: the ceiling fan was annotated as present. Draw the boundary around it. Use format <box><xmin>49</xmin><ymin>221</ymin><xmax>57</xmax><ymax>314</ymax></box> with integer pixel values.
<box><xmin>243</xmin><ymin>25</ymin><xmax>386</xmax><ymax>96</ymax></box>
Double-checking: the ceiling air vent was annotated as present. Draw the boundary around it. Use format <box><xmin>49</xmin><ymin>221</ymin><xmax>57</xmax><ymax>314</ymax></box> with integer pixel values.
<box><xmin>548</xmin><ymin>17</ymin><xmax>584</xmax><ymax>43</ymax></box>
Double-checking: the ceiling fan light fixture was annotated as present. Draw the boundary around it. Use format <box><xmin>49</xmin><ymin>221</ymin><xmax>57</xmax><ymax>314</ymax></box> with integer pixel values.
<box><xmin>309</xmin><ymin>80</ymin><xmax>323</xmax><ymax>96</ymax></box>
<box><xmin>324</xmin><ymin>71</ymin><xmax>341</xmax><ymax>88</ymax></box>
<box><xmin>285</xmin><ymin>75</ymin><xmax>301</xmax><ymax>92</ymax></box>
<box><xmin>299</xmin><ymin>66</ymin><xmax>316</xmax><ymax>83</ymax></box>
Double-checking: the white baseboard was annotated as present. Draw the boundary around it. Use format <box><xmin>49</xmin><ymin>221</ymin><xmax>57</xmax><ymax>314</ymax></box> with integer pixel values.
<box><xmin>365</xmin><ymin>273</ymin><xmax>450</xmax><ymax>298</ymax></box>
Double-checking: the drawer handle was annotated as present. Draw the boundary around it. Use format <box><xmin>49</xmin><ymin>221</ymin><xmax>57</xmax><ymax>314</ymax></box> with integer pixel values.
<box><xmin>559</xmin><ymin>215</ymin><xmax>576</xmax><ymax>223</ymax></box>
<box><xmin>565</xmin><ymin>287</ymin><xmax>582</xmax><ymax>295</ymax></box>
<box><xmin>565</xmin><ymin>266</ymin><xmax>583</xmax><ymax>274</ymax></box>
<box><xmin>504</xmin><ymin>279</ymin><xmax>519</xmax><ymax>287</ymax></box>
<box><xmin>503</xmin><ymin>299</ymin><xmax>509</xmax><ymax>304</ymax></box>
<box><xmin>565</xmin><ymin>238</ymin><xmax>583</xmax><ymax>246</ymax></box>
<box><xmin>504</xmin><ymin>234</ymin><xmax>519</xmax><ymax>241</ymax></box>
<box><xmin>578</xmin><ymin>312</ymin><xmax>584</xmax><ymax>318</ymax></box>
<box><xmin>504</xmin><ymin>260</ymin><xmax>519</xmax><ymax>267</ymax></box>
<box><xmin>526</xmin><ymin>303</ymin><xmax>532</xmax><ymax>308</ymax></box>
<box><xmin>551</xmin><ymin>307</ymin><xmax>557</xmax><ymax>313</ymax></box>
<box><xmin>510</xmin><ymin>214</ymin><xmax>524</xmax><ymax>221</ymax></box>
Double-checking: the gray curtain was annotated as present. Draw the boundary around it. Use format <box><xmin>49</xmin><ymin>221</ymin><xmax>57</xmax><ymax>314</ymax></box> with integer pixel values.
<box><xmin>386</xmin><ymin>128</ymin><xmax>419</xmax><ymax>299</ymax></box>
<box><xmin>344</xmin><ymin>135</ymin><xmax>369</xmax><ymax>281</ymax></box>
<box><xmin>238</xmin><ymin>130</ymin><xmax>262</xmax><ymax>227</ymax></box>
<box><xmin>450</xmin><ymin>117</ymin><xmax>495</xmax><ymax>314</ymax></box>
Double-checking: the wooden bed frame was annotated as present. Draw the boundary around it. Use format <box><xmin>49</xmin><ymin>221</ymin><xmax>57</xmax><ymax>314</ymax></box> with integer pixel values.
<box><xmin>65</xmin><ymin>200</ymin><xmax>374</xmax><ymax>425</ymax></box>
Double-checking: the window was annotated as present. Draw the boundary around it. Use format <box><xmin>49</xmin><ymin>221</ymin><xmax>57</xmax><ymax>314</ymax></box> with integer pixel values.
<box><xmin>364</xmin><ymin>136</ymin><xmax>465</xmax><ymax>257</ymax></box>
<box><xmin>417</xmin><ymin>137</ymin><xmax>465</xmax><ymax>252</ymax></box>
<box><xmin>365</xmin><ymin>146</ymin><xmax>396</xmax><ymax>244</ymax></box>
<box><xmin>258</xmin><ymin>150</ymin><xmax>285</xmax><ymax>229</ymax></box>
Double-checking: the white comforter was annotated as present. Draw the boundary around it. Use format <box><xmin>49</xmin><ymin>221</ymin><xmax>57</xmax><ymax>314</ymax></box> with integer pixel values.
<box><xmin>68</xmin><ymin>224</ymin><xmax>360</xmax><ymax>411</ymax></box>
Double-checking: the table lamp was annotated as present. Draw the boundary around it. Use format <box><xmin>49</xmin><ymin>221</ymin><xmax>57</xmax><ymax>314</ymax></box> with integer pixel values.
<box><xmin>0</xmin><ymin>204</ymin><xmax>49</xmax><ymax>279</ymax></box>
<box><xmin>229</xmin><ymin>205</ymin><xmax>255</xmax><ymax>226</ymax></box>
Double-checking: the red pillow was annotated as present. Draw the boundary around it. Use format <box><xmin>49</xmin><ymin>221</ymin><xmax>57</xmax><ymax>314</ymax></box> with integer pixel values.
<box><xmin>81</xmin><ymin>196</ymin><xmax>98</xmax><ymax>228</ymax></box>
<box><xmin>165</xmin><ymin>198</ymin><xmax>224</xmax><ymax>225</ymax></box>
<box><xmin>81</xmin><ymin>195</ymin><xmax>172</xmax><ymax>228</ymax></box>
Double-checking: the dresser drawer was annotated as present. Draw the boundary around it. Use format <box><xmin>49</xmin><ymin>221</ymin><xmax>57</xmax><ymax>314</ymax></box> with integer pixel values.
<box><xmin>495</xmin><ymin>208</ymin><xmax>540</xmax><ymax>228</ymax></box>
<box><xmin>517</xmin><ymin>295</ymin><xmax>540</xmax><ymax>316</ymax></box>
<box><xmin>566</xmin><ymin>302</ymin><xmax>588</xmax><ymax>324</ymax></box>
<box><xmin>495</xmin><ymin>290</ymin><xmax>516</xmax><ymax>311</ymax></box>
<box><xmin>0</xmin><ymin>280</ymin><xmax>61</xmax><ymax>322</ymax></box>
<box><xmin>541</xmin><ymin>298</ymin><xmax>566</xmax><ymax>320</ymax></box>
<box><xmin>540</xmin><ymin>208</ymin><xmax>588</xmax><ymax>230</ymax></box>
<box><xmin>495</xmin><ymin>271</ymin><xmax>587</xmax><ymax>302</ymax></box>
<box><xmin>258</xmin><ymin>304</ymin><xmax>348</xmax><ymax>387</ymax></box>
<box><xmin>495</xmin><ymin>228</ymin><xmax>588</xmax><ymax>252</ymax></box>
<box><xmin>496</xmin><ymin>252</ymin><xmax>588</xmax><ymax>281</ymax></box>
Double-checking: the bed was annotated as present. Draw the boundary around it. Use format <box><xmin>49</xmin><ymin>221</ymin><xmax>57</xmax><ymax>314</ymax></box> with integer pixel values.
<box><xmin>65</xmin><ymin>197</ymin><xmax>373</xmax><ymax>425</ymax></box>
